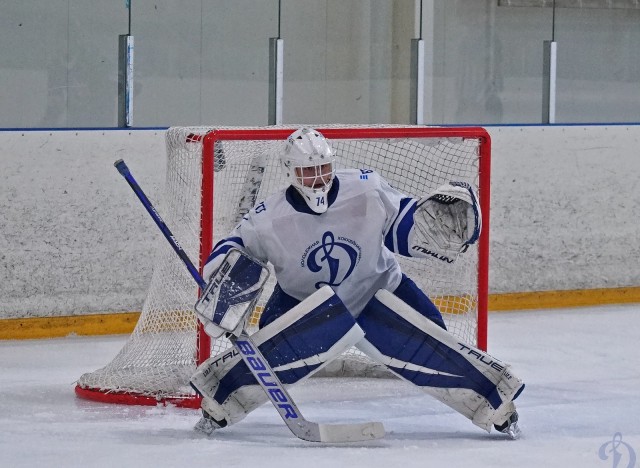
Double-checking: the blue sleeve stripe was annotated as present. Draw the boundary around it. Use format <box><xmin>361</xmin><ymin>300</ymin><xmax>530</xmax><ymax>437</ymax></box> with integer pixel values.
<box><xmin>384</xmin><ymin>229</ymin><xmax>394</xmax><ymax>252</ymax></box>
<box><xmin>205</xmin><ymin>237</ymin><xmax>245</xmax><ymax>264</ymax></box>
<box><xmin>384</xmin><ymin>198</ymin><xmax>416</xmax><ymax>255</ymax></box>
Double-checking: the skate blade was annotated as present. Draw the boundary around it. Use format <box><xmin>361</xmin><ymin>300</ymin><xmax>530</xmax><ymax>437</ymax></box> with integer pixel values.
<box><xmin>505</xmin><ymin>420</ymin><xmax>521</xmax><ymax>440</ymax></box>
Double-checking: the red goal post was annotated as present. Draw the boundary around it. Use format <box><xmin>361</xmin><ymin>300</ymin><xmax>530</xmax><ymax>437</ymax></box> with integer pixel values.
<box><xmin>75</xmin><ymin>124</ymin><xmax>490</xmax><ymax>408</ymax></box>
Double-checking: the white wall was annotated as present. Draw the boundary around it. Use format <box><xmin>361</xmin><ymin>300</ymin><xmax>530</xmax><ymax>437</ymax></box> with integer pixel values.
<box><xmin>0</xmin><ymin>130</ymin><xmax>166</xmax><ymax>318</ymax></box>
<box><xmin>489</xmin><ymin>125</ymin><xmax>640</xmax><ymax>292</ymax></box>
<box><xmin>1</xmin><ymin>125</ymin><xmax>638</xmax><ymax>319</ymax></box>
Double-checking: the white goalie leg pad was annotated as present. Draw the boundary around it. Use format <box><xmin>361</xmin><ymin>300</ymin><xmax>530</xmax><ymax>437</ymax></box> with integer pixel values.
<box><xmin>356</xmin><ymin>289</ymin><xmax>524</xmax><ymax>432</ymax></box>
<box><xmin>191</xmin><ymin>286</ymin><xmax>364</xmax><ymax>428</ymax></box>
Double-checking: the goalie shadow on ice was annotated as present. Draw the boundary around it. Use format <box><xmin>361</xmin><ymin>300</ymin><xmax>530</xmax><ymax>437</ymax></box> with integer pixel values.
<box><xmin>189</xmin><ymin>127</ymin><xmax>525</xmax><ymax>441</ymax></box>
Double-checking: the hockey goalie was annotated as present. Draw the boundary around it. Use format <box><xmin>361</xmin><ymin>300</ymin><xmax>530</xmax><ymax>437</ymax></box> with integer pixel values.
<box><xmin>191</xmin><ymin>127</ymin><xmax>524</xmax><ymax>439</ymax></box>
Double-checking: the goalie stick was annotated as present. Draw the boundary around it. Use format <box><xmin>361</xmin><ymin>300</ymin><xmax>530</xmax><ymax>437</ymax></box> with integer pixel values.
<box><xmin>114</xmin><ymin>159</ymin><xmax>384</xmax><ymax>443</ymax></box>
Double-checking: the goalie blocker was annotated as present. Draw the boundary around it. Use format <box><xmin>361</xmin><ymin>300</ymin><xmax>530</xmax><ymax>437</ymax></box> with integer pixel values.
<box><xmin>194</xmin><ymin>249</ymin><xmax>270</xmax><ymax>338</ymax></box>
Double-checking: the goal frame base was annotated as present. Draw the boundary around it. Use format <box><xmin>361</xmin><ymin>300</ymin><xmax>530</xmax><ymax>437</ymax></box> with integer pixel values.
<box><xmin>74</xmin><ymin>385</ymin><xmax>202</xmax><ymax>408</ymax></box>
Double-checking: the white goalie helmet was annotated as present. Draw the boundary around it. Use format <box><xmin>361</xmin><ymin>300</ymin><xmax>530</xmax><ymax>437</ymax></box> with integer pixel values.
<box><xmin>280</xmin><ymin>127</ymin><xmax>336</xmax><ymax>214</ymax></box>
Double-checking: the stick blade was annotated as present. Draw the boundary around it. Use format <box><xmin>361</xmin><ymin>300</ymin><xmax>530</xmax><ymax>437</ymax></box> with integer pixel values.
<box><xmin>295</xmin><ymin>421</ymin><xmax>385</xmax><ymax>443</ymax></box>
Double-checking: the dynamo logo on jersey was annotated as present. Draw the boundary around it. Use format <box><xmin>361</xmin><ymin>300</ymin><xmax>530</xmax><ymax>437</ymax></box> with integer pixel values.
<box><xmin>303</xmin><ymin>231</ymin><xmax>360</xmax><ymax>289</ymax></box>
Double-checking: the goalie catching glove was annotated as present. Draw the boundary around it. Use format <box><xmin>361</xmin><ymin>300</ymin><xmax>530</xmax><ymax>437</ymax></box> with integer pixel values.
<box><xmin>410</xmin><ymin>181</ymin><xmax>481</xmax><ymax>259</ymax></box>
<box><xmin>194</xmin><ymin>249</ymin><xmax>270</xmax><ymax>338</ymax></box>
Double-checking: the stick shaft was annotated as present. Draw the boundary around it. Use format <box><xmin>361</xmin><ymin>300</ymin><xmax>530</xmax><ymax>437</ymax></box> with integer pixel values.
<box><xmin>114</xmin><ymin>159</ymin><xmax>206</xmax><ymax>289</ymax></box>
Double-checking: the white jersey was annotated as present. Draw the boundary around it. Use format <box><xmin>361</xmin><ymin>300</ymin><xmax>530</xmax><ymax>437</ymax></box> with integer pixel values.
<box><xmin>204</xmin><ymin>169</ymin><xmax>420</xmax><ymax>316</ymax></box>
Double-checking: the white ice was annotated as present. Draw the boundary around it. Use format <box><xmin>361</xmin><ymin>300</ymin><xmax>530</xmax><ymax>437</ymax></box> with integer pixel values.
<box><xmin>1</xmin><ymin>305</ymin><xmax>639</xmax><ymax>468</ymax></box>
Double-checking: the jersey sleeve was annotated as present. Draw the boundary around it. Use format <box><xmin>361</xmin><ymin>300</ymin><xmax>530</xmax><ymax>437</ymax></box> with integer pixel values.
<box><xmin>202</xmin><ymin>208</ymin><xmax>268</xmax><ymax>280</ymax></box>
<box><xmin>378</xmin><ymin>175</ymin><xmax>419</xmax><ymax>257</ymax></box>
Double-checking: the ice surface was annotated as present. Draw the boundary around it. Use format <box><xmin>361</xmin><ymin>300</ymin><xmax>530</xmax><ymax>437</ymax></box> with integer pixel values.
<box><xmin>1</xmin><ymin>305</ymin><xmax>638</xmax><ymax>468</ymax></box>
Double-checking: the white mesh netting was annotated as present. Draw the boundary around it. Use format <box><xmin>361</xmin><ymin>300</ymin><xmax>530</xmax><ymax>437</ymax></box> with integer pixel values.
<box><xmin>76</xmin><ymin>125</ymin><xmax>489</xmax><ymax>405</ymax></box>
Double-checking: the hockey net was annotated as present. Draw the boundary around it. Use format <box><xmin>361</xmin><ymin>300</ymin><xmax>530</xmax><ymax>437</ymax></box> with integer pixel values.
<box><xmin>75</xmin><ymin>125</ymin><xmax>491</xmax><ymax>408</ymax></box>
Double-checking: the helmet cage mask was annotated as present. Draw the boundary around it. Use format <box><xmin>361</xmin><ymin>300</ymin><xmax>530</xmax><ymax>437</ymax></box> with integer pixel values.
<box><xmin>281</xmin><ymin>128</ymin><xmax>336</xmax><ymax>213</ymax></box>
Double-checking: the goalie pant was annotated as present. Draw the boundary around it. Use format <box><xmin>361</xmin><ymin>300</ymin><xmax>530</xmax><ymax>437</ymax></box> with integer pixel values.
<box><xmin>191</xmin><ymin>287</ymin><xmax>524</xmax><ymax>432</ymax></box>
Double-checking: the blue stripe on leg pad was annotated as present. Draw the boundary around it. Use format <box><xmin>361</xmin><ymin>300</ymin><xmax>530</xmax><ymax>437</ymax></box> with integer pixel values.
<box><xmin>358</xmin><ymin>292</ymin><xmax>503</xmax><ymax>410</ymax></box>
<box><xmin>215</xmin><ymin>287</ymin><xmax>359</xmax><ymax>403</ymax></box>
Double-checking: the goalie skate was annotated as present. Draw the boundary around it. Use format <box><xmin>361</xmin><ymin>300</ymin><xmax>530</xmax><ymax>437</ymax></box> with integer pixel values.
<box><xmin>194</xmin><ymin>414</ymin><xmax>222</xmax><ymax>436</ymax></box>
<box><xmin>494</xmin><ymin>407</ymin><xmax>521</xmax><ymax>440</ymax></box>
<box><xmin>194</xmin><ymin>403</ymin><xmax>229</xmax><ymax>436</ymax></box>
